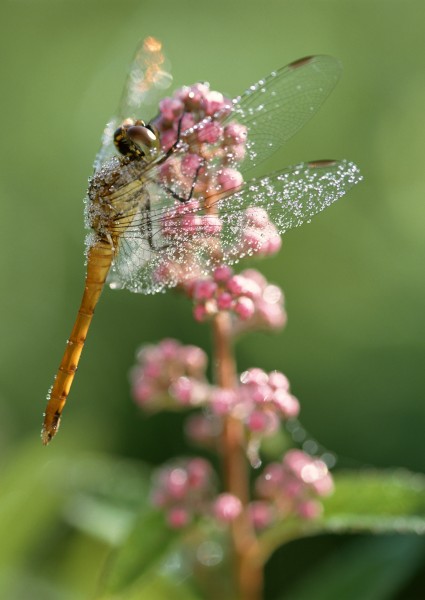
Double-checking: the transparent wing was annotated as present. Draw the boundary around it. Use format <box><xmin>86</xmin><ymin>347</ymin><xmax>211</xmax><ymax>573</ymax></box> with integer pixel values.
<box><xmin>179</xmin><ymin>55</ymin><xmax>342</xmax><ymax>177</ymax></box>
<box><xmin>107</xmin><ymin>159</ymin><xmax>362</xmax><ymax>294</ymax></box>
<box><xmin>94</xmin><ymin>37</ymin><xmax>172</xmax><ymax>170</ymax></box>
<box><xmin>229</xmin><ymin>56</ymin><xmax>342</xmax><ymax>175</ymax></box>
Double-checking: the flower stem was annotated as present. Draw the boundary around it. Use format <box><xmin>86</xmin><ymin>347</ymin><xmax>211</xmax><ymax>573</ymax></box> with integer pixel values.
<box><xmin>212</xmin><ymin>312</ymin><xmax>263</xmax><ymax>600</ymax></box>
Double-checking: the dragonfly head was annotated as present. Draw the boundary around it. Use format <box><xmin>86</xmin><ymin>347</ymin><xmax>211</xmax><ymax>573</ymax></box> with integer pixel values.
<box><xmin>114</xmin><ymin>119</ymin><xmax>161</xmax><ymax>161</ymax></box>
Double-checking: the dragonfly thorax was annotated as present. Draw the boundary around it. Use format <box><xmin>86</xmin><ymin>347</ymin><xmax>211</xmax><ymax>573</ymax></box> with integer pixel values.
<box><xmin>86</xmin><ymin>157</ymin><xmax>147</xmax><ymax>242</ymax></box>
<box><xmin>114</xmin><ymin>118</ymin><xmax>160</xmax><ymax>162</ymax></box>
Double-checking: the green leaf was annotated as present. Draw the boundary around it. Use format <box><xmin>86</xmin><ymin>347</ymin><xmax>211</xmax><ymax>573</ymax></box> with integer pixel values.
<box><xmin>102</xmin><ymin>508</ymin><xmax>181</xmax><ymax>594</ymax></box>
<box><xmin>103</xmin><ymin>570</ymin><xmax>204</xmax><ymax>600</ymax></box>
<box><xmin>280</xmin><ymin>535</ymin><xmax>425</xmax><ymax>600</ymax></box>
<box><xmin>323</xmin><ymin>470</ymin><xmax>425</xmax><ymax>534</ymax></box>
<box><xmin>259</xmin><ymin>470</ymin><xmax>425</xmax><ymax>559</ymax></box>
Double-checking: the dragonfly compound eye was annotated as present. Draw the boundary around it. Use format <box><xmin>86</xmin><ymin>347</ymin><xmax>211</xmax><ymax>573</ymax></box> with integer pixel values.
<box><xmin>127</xmin><ymin>125</ymin><xmax>160</xmax><ymax>156</ymax></box>
<box><xmin>113</xmin><ymin>123</ymin><xmax>160</xmax><ymax>160</ymax></box>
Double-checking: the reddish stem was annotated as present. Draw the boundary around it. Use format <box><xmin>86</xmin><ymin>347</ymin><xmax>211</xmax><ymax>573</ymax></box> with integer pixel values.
<box><xmin>212</xmin><ymin>312</ymin><xmax>263</xmax><ymax>600</ymax></box>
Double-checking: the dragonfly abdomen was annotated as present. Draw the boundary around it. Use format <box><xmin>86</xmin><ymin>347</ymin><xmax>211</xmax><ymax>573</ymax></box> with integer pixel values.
<box><xmin>41</xmin><ymin>239</ymin><xmax>115</xmax><ymax>445</ymax></box>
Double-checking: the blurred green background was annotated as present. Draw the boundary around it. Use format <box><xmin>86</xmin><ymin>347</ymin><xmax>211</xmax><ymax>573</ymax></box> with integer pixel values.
<box><xmin>1</xmin><ymin>0</ymin><xmax>425</xmax><ymax>598</ymax></box>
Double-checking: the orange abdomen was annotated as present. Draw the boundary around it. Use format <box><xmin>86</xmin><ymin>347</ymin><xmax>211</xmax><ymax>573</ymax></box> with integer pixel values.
<box><xmin>42</xmin><ymin>239</ymin><xmax>114</xmax><ymax>445</ymax></box>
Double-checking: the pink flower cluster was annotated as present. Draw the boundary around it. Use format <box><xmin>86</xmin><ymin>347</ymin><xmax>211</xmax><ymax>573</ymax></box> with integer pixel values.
<box><xmin>255</xmin><ymin>449</ymin><xmax>334</xmax><ymax>520</ymax></box>
<box><xmin>150</xmin><ymin>449</ymin><xmax>332</xmax><ymax>530</ymax></box>
<box><xmin>154</xmin><ymin>82</ymin><xmax>247</xmax><ymax>200</ymax></box>
<box><xmin>206</xmin><ymin>368</ymin><xmax>300</xmax><ymax>439</ymax></box>
<box><xmin>151</xmin><ymin>458</ymin><xmax>215</xmax><ymax>528</ymax></box>
<box><xmin>131</xmin><ymin>340</ymin><xmax>297</xmax><ymax>439</ymax></box>
<box><xmin>186</xmin><ymin>266</ymin><xmax>286</xmax><ymax>330</ymax></box>
<box><xmin>131</xmin><ymin>338</ymin><xmax>209</xmax><ymax>410</ymax></box>
<box><xmin>150</xmin><ymin>458</ymin><xmax>244</xmax><ymax>529</ymax></box>
<box><xmin>238</xmin><ymin>368</ymin><xmax>300</xmax><ymax>434</ymax></box>
<box><xmin>241</xmin><ymin>207</ymin><xmax>282</xmax><ymax>257</ymax></box>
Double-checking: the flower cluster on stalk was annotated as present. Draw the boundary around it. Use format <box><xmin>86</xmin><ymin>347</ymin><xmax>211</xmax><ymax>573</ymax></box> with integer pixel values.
<box><xmin>130</xmin><ymin>81</ymin><xmax>334</xmax><ymax>530</ymax></box>
<box><xmin>148</xmin><ymin>79</ymin><xmax>285</xmax><ymax>290</ymax></box>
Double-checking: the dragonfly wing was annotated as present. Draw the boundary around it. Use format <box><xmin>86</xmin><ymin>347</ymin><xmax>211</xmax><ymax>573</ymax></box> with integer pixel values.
<box><xmin>216</xmin><ymin>159</ymin><xmax>362</xmax><ymax>258</ymax></box>
<box><xmin>108</xmin><ymin>160</ymin><xmax>362</xmax><ymax>294</ymax></box>
<box><xmin>94</xmin><ymin>37</ymin><xmax>173</xmax><ymax>171</ymax></box>
<box><xmin>228</xmin><ymin>56</ymin><xmax>342</xmax><ymax>176</ymax></box>
<box><xmin>179</xmin><ymin>56</ymin><xmax>342</xmax><ymax>178</ymax></box>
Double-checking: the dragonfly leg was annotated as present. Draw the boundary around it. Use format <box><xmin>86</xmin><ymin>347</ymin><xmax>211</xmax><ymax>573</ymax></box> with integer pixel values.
<box><xmin>163</xmin><ymin>162</ymin><xmax>204</xmax><ymax>203</ymax></box>
<box><xmin>144</xmin><ymin>196</ymin><xmax>169</xmax><ymax>251</ymax></box>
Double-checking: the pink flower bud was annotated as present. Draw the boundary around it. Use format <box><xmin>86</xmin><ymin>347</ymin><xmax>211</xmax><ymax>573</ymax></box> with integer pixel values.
<box><xmin>160</xmin><ymin>128</ymin><xmax>178</xmax><ymax>151</ymax></box>
<box><xmin>213</xmin><ymin>493</ymin><xmax>242</xmax><ymax>523</ymax></box>
<box><xmin>244</xmin><ymin>207</ymin><xmax>270</xmax><ymax>227</ymax></box>
<box><xmin>197</xmin><ymin>121</ymin><xmax>224</xmax><ymax>144</ymax></box>
<box><xmin>201</xmin><ymin>215</ymin><xmax>222</xmax><ymax>235</ymax></box>
<box><xmin>217</xmin><ymin>167</ymin><xmax>243</xmax><ymax>192</ymax></box>
<box><xmin>268</xmin><ymin>371</ymin><xmax>290</xmax><ymax>391</ymax></box>
<box><xmin>181</xmin><ymin>153</ymin><xmax>203</xmax><ymax>178</ymax></box>
<box><xmin>180</xmin><ymin>112</ymin><xmax>196</xmax><ymax>132</ymax></box>
<box><xmin>170</xmin><ymin>376</ymin><xmax>195</xmax><ymax>405</ymax></box>
<box><xmin>210</xmin><ymin>388</ymin><xmax>238</xmax><ymax>415</ymax></box>
<box><xmin>193</xmin><ymin>303</ymin><xmax>209</xmax><ymax>322</ymax></box>
<box><xmin>182</xmin><ymin>345</ymin><xmax>207</xmax><ymax>372</ymax></box>
<box><xmin>240</xmin><ymin>368</ymin><xmax>269</xmax><ymax>386</ymax></box>
<box><xmin>297</xmin><ymin>500</ymin><xmax>323</xmax><ymax>520</ymax></box>
<box><xmin>217</xmin><ymin>292</ymin><xmax>233</xmax><ymax>310</ymax></box>
<box><xmin>187</xmin><ymin>458</ymin><xmax>211</xmax><ymax>488</ymax></box>
<box><xmin>213</xmin><ymin>265</ymin><xmax>233</xmax><ymax>283</ymax></box>
<box><xmin>203</xmin><ymin>90</ymin><xmax>227</xmax><ymax>116</ymax></box>
<box><xmin>247</xmin><ymin>410</ymin><xmax>269</xmax><ymax>432</ymax></box>
<box><xmin>167</xmin><ymin>507</ymin><xmax>191</xmax><ymax>528</ymax></box>
<box><xmin>224</xmin><ymin>123</ymin><xmax>248</xmax><ymax>145</ymax></box>
<box><xmin>272</xmin><ymin>390</ymin><xmax>300</xmax><ymax>418</ymax></box>
<box><xmin>234</xmin><ymin>296</ymin><xmax>255</xmax><ymax>320</ymax></box>
<box><xmin>248</xmin><ymin>501</ymin><xmax>274</xmax><ymax>529</ymax></box>
<box><xmin>166</xmin><ymin>467</ymin><xmax>189</xmax><ymax>500</ymax></box>
<box><xmin>159</xmin><ymin>97</ymin><xmax>184</xmax><ymax>122</ymax></box>
<box><xmin>193</xmin><ymin>279</ymin><xmax>218</xmax><ymax>301</ymax></box>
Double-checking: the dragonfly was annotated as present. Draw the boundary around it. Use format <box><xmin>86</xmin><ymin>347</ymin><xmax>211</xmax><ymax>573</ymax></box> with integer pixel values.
<box><xmin>42</xmin><ymin>37</ymin><xmax>362</xmax><ymax>445</ymax></box>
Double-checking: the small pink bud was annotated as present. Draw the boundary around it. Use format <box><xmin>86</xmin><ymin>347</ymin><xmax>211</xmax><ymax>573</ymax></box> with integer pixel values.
<box><xmin>247</xmin><ymin>410</ymin><xmax>269</xmax><ymax>432</ymax></box>
<box><xmin>187</xmin><ymin>458</ymin><xmax>211</xmax><ymax>488</ymax></box>
<box><xmin>224</xmin><ymin>123</ymin><xmax>248</xmax><ymax>145</ymax></box>
<box><xmin>272</xmin><ymin>390</ymin><xmax>300</xmax><ymax>418</ymax></box>
<box><xmin>170</xmin><ymin>376</ymin><xmax>194</xmax><ymax>405</ymax></box>
<box><xmin>160</xmin><ymin>128</ymin><xmax>178</xmax><ymax>151</ymax></box>
<box><xmin>217</xmin><ymin>167</ymin><xmax>243</xmax><ymax>192</ymax></box>
<box><xmin>248</xmin><ymin>501</ymin><xmax>274</xmax><ymax>529</ymax></box>
<box><xmin>213</xmin><ymin>493</ymin><xmax>242</xmax><ymax>523</ymax></box>
<box><xmin>197</xmin><ymin>121</ymin><xmax>224</xmax><ymax>144</ymax></box>
<box><xmin>181</xmin><ymin>153</ymin><xmax>203</xmax><ymax>178</ymax></box>
<box><xmin>217</xmin><ymin>292</ymin><xmax>233</xmax><ymax>310</ymax></box>
<box><xmin>213</xmin><ymin>265</ymin><xmax>233</xmax><ymax>283</ymax></box>
<box><xmin>158</xmin><ymin>338</ymin><xmax>180</xmax><ymax>359</ymax></box>
<box><xmin>234</xmin><ymin>296</ymin><xmax>255</xmax><ymax>320</ymax></box>
<box><xmin>180</xmin><ymin>112</ymin><xmax>196</xmax><ymax>132</ymax></box>
<box><xmin>182</xmin><ymin>345</ymin><xmax>207</xmax><ymax>372</ymax></box>
<box><xmin>244</xmin><ymin>207</ymin><xmax>270</xmax><ymax>228</ymax></box>
<box><xmin>201</xmin><ymin>214</ymin><xmax>222</xmax><ymax>235</ymax></box>
<box><xmin>240</xmin><ymin>368</ymin><xmax>269</xmax><ymax>386</ymax></box>
<box><xmin>210</xmin><ymin>388</ymin><xmax>238</xmax><ymax>415</ymax></box>
<box><xmin>203</xmin><ymin>90</ymin><xmax>227</xmax><ymax>116</ymax></box>
<box><xmin>166</xmin><ymin>467</ymin><xmax>189</xmax><ymax>500</ymax></box>
<box><xmin>159</xmin><ymin>97</ymin><xmax>184</xmax><ymax>122</ymax></box>
<box><xmin>193</xmin><ymin>303</ymin><xmax>209</xmax><ymax>322</ymax></box>
<box><xmin>133</xmin><ymin>380</ymin><xmax>153</xmax><ymax>405</ymax></box>
<box><xmin>167</xmin><ymin>507</ymin><xmax>191</xmax><ymax>528</ymax></box>
<box><xmin>268</xmin><ymin>371</ymin><xmax>290</xmax><ymax>391</ymax></box>
<box><xmin>297</xmin><ymin>500</ymin><xmax>323</xmax><ymax>520</ymax></box>
<box><xmin>193</xmin><ymin>279</ymin><xmax>217</xmax><ymax>301</ymax></box>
